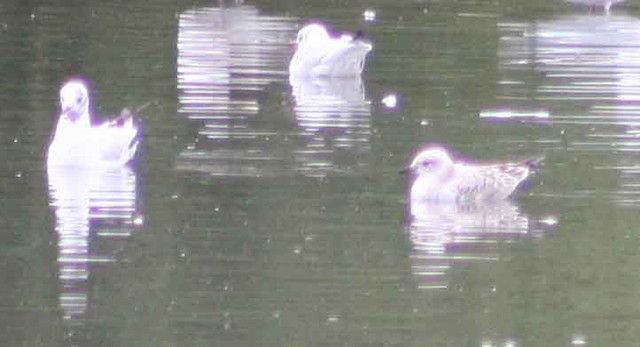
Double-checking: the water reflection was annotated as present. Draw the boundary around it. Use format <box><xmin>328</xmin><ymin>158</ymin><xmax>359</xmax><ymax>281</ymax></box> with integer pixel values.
<box><xmin>407</xmin><ymin>201</ymin><xmax>542</xmax><ymax>290</ymax></box>
<box><xmin>491</xmin><ymin>13</ymin><xmax>640</xmax><ymax>205</ymax></box>
<box><xmin>497</xmin><ymin>14</ymin><xmax>640</xmax><ymax>108</ymax></box>
<box><xmin>47</xmin><ymin>167</ymin><xmax>140</xmax><ymax>325</ymax></box>
<box><xmin>565</xmin><ymin>0</ymin><xmax>627</xmax><ymax>13</ymax></box>
<box><xmin>176</xmin><ymin>5</ymin><xmax>372</xmax><ymax>177</ymax></box>
<box><xmin>290</xmin><ymin>76</ymin><xmax>371</xmax><ymax>177</ymax></box>
<box><xmin>176</xmin><ymin>5</ymin><xmax>296</xmax><ymax>176</ymax></box>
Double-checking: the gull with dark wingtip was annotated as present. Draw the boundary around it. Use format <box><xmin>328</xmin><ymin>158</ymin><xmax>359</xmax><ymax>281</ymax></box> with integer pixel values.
<box><xmin>289</xmin><ymin>23</ymin><xmax>372</xmax><ymax>78</ymax></box>
<box><xmin>47</xmin><ymin>78</ymin><xmax>140</xmax><ymax>168</ymax></box>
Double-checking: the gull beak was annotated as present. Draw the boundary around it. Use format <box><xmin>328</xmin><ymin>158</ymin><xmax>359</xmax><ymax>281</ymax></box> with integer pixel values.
<box><xmin>60</xmin><ymin>96</ymin><xmax>75</xmax><ymax>117</ymax></box>
<box><xmin>61</xmin><ymin>105</ymin><xmax>82</xmax><ymax>122</ymax></box>
<box><xmin>61</xmin><ymin>106</ymin><xmax>76</xmax><ymax>120</ymax></box>
<box><xmin>60</xmin><ymin>101</ymin><xmax>71</xmax><ymax>115</ymax></box>
<box><xmin>399</xmin><ymin>166</ymin><xmax>412</xmax><ymax>174</ymax></box>
<box><xmin>60</xmin><ymin>107</ymin><xmax>72</xmax><ymax>120</ymax></box>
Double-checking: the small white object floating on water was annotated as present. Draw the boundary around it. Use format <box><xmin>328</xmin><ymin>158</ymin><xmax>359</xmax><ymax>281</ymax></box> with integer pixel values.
<box><xmin>289</xmin><ymin>23</ymin><xmax>372</xmax><ymax>78</ymax></box>
<box><xmin>381</xmin><ymin>93</ymin><xmax>398</xmax><ymax>109</ymax></box>
<box><xmin>362</xmin><ymin>9</ymin><xmax>376</xmax><ymax>22</ymax></box>
<box><xmin>402</xmin><ymin>145</ymin><xmax>543</xmax><ymax>204</ymax></box>
<box><xmin>47</xmin><ymin>78</ymin><xmax>140</xmax><ymax>168</ymax></box>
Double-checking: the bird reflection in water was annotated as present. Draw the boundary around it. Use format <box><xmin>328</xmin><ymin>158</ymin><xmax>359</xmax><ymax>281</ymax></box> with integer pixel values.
<box><xmin>289</xmin><ymin>75</ymin><xmax>371</xmax><ymax>177</ymax></box>
<box><xmin>565</xmin><ymin>0</ymin><xmax>626</xmax><ymax>14</ymax></box>
<box><xmin>492</xmin><ymin>13</ymin><xmax>640</xmax><ymax>205</ymax></box>
<box><xmin>407</xmin><ymin>200</ymin><xmax>536</xmax><ymax>290</ymax></box>
<box><xmin>176</xmin><ymin>5</ymin><xmax>297</xmax><ymax>176</ymax></box>
<box><xmin>47</xmin><ymin>166</ymin><xmax>141</xmax><ymax>326</ymax></box>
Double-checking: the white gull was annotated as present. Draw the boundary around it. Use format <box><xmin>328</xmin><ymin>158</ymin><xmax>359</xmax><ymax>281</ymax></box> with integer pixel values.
<box><xmin>289</xmin><ymin>23</ymin><xmax>372</xmax><ymax>78</ymax></box>
<box><xmin>47</xmin><ymin>78</ymin><xmax>140</xmax><ymax>168</ymax></box>
<box><xmin>403</xmin><ymin>146</ymin><xmax>543</xmax><ymax>204</ymax></box>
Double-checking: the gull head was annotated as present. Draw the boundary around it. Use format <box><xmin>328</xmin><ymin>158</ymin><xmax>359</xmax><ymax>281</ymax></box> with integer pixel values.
<box><xmin>296</xmin><ymin>23</ymin><xmax>330</xmax><ymax>47</ymax></box>
<box><xmin>59</xmin><ymin>79</ymin><xmax>90</xmax><ymax>122</ymax></box>
<box><xmin>402</xmin><ymin>146</ymin><xmax>454</xmax><ymax>178</ymax></box>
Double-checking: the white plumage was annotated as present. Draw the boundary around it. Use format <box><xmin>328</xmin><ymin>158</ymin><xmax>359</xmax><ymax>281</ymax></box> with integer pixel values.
<box><xmin>403</xmin><ymin>146</ymin><xmax>543</xmax><ymax>204</ymax></box>
<box><xmin>47</xmin><ymin>79</ymin><xmax>140</xmax><ymax>168</ymax></box>
<box><xmin>289</xmin><ymin>23</ymin><xmax>372</xmax><ymax>78</ymax></box>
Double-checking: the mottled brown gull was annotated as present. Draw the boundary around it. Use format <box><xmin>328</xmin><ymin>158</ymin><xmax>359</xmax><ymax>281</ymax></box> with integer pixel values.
<box><xmin>402</xmin><ymin>146</ymin><xmax>543</xmax><ymax>204</ymax></box>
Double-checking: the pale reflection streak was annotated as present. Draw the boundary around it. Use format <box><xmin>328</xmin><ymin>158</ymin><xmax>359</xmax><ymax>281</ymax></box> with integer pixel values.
<box><xmin>176</xmin><ymin>6</ymin><xmax>295</xmax><ymax>176</ymax></box>
<box><xmin>48</xmin><ymin>167</ymin><xmax>140</xmax><ymax>324</ymax></box>
<box><xmin>290</xmin><ymin>76</ymin><xmax>371</xmax><ymax>177</ymax></box>
<box><xmin>407</xmin><ymin>201</ymin><xmax>540</xmax><ymax>290</ymax></box>
<box><xmin>496</xmin><ymin>14</ymin><xmax>640</xmax><ymax>121</ymax></box>
<box><xmin>493</xmin><ymin>14</ymin><xmax>640</xmax><ymax>205</ymax></box>
<box><xmin>176</xmin><ymin>5</ymin><xmax>372</xmax><ymax>177</ymax></box>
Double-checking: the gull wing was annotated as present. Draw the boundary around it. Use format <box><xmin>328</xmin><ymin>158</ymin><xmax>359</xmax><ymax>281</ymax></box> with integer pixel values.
<box><xmin>93</xmin><ymin>119</ymin><xmax>139</xmax><ymax>164</ymax></box>
<box><xmin>313</xmin><ymin>38</ymin><xmax>372</xmax><ymax>76</ymax></box>
<box><xmin>452</xmin><ymin>162</ymin><xmax>533</xmax><ymax>203</ymax></box>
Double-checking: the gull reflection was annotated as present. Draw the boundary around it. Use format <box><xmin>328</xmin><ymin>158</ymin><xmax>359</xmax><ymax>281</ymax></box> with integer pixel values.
<box><xmin>407</xmin><ymin>201</ymin><xmax>539</xmax><ymax>290</ymax></box>
<box><xmin>495</xmin><ymin>14</ymin><xmax>640</xmax><ymax>123</ymax></box>
<box><xmin>48</xmin><ymin>167</ymin><xmax>140</xmax><ymax>325</ymax></box>
<box><xmin>176</xmin><ymin>5</ymin><xmax>297</xmax><ymax>176</ymax></box>
<box><xmin>290</xmin><ymin>76</ymin><xmax>371</xmax><ymax>177</ymax></box>
<box><xmin>565</xmin><ymin>0</ymin><xmax>626</xmax><ymax>13</ymax></box>
<box><xmin>491</xmin><ymin>14</ymin><xmax>640</xmax><ymax>205</ymax></box>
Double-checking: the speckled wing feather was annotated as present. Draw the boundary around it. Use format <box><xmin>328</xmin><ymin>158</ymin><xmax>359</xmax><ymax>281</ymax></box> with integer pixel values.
<box><xmin>453</xmin><ymin>157</ymin><xmax>541</xmax><ymax>203</ymax></box>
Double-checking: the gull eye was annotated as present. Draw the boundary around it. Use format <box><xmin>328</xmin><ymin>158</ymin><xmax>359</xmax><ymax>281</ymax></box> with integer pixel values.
<box><xmin>76</xmin><ymin>97</ymin><xmax>82</xmax><ymax>104</ymax></box>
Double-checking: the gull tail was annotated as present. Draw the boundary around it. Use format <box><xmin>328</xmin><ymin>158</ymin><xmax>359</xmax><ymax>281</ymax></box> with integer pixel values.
<box><xmin>117</xmin><ymin>101</ymin><xmax>154</xmax><ymax>164</ymax></box>
<box><xmin>519</xmin><ymin>155</ymin><xmax>545</xmax><ymax>169</ymax></box>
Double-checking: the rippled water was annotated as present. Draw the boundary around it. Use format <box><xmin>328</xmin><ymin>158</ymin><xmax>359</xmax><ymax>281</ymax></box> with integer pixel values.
<box><xmin>3</xmin><ymin>0</ymin><xmax>640</xmax><ymax>345</ymax></box>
